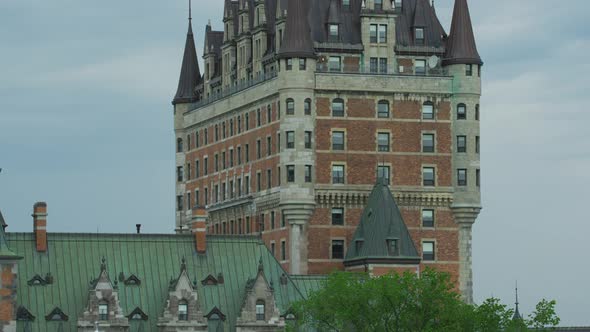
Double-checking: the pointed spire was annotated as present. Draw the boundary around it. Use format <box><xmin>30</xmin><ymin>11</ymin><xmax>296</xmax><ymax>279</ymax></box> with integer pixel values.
<box><xmin>277</xmin><ymin>0</ymin><xmax>315</xmax><ymax>59</ymax></box>
<box><xmin>0</xmin><ymin>215</ymin><xmax>21</xmax><ymax>260</ymax></box>
<box><xmin>172</xmin><ymin>1</ymin><xmax>202</xmax><ymax>106</ymax></box>
<box><xmin>512</xmin><ymin>281</ymin><xmax>523</xmax><ymax>321</ymax></box>
<box><xmin>443</xmin><ymin>0</ymin><xmax>482</xmax><ymax>66</ymax></box>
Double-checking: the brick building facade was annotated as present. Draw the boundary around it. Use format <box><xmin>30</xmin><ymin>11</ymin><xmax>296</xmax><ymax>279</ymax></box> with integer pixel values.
<box><xmin>174</xmin><ymin>0</ymin><xmax>483</xmax><ymax>303</ymax></box>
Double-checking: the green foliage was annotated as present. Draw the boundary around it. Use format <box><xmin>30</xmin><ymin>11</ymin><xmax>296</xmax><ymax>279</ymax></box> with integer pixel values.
<box><xmin>290</xmin><ymin>269</ymin><xmax>560</xmax><ymax>332</ymax></box>
<box><xmin>527</xmin><ymin>299</ymin><xmax>560</xmax><ymax>331</ymax></box>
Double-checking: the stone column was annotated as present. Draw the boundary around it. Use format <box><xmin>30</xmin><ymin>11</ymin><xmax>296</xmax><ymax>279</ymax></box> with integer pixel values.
<box><xmin>452</xmin><ymin>206</ymin><xmax>481</xmax><ymax>304</ymax></box>
<box><xmin>281</xmin><ymin>203</ymin><xmax>314</xmax><ymax>275</ymax></box>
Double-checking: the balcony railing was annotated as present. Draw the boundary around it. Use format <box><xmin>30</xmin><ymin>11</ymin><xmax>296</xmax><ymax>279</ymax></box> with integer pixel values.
<box><xmin>315</xmin><ymin>63</ymin><xmax>448</xmax><ymax>77</ymax></box>
<box><xmin>189</xmin><ymin>70</ymin><xmax>278</xmax><ymax>111</ymax></box>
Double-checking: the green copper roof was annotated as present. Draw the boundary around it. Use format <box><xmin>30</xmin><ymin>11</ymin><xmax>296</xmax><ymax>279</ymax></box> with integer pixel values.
<box><xmin>0</xmin><ymin>221</ymin><xmax>21</xmax><ymax>260</ymax></box>
<box><xmin>7</xmin><ymin>233</ymin><xmax>307</xmax><ymax>331</ymax></box>
<box><xmin>344</xmin><ymin>181</ymin><xmax>420</xmax><ymax>266</ymax></box>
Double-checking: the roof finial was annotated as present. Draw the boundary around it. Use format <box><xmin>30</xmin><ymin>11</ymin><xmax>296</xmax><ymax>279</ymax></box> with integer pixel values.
<box><xmin>189</xmin><ymin>0</ymin><xmax>192</xmax><ymax>21</ymax></box>
<box><xmin>513</xmin><ymin>280</ymin><xmax>523</xmax><ymax>320</ymax></box>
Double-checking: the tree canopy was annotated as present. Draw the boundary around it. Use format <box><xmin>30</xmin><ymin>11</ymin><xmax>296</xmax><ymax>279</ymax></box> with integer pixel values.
<box><xmin>288</xmin><ymin>269</ymin><xmax>559</xmax><ymax>332</ymax></box>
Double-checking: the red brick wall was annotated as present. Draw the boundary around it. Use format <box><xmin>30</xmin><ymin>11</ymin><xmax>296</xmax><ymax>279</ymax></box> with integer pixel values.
<box><xmin>0</xmin><ymin>264</ymin><xmax>17</xmax><ymax>324</ymax></box>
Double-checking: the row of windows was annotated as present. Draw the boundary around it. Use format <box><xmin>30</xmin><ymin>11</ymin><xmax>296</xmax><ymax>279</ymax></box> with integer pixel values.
<box><xmin>176</xmin><ymin>103</ymin><xmax>277</xmax><ymax>153</ymax></box>
<box><xmin>209</xmin><ymin>212</ymin><xmax>288</xmax><ymax>236</ymax></box>
<box><xmin>329</xmin><ymin>239</ymin><xmax>437</xmax><ymax>261</ymax></box>
<box><xmin>328</xmin><ymin>208</ymin><xmax>438</xmax><ymax>228</ymax></box>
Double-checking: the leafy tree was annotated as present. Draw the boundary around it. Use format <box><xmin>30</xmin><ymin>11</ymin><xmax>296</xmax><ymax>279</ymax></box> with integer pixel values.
<box><xmin>290</xmin><ymin>269</ymin><xmax>559</xmax><ymax>332</ymax></box>
<box><xmin>527</xmin><ymin>299</ymin><xmax>560</xmax><ymax>331</ymax></box>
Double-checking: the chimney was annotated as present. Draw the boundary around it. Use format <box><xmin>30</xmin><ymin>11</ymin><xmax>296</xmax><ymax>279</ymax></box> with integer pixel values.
<box><xmin>191</xmin><ymin>207</ymin><xmax>208</xmax><ymax>254</ymax></box>
<box><xmin>32</xmin><ymin>202</ymin><xmax>48</xmax><ymax>252</ymax></box>
<box><xmin>136</xmin><ymin>224</ymin><xmax>141</xmax><ymax>234</ymax></box>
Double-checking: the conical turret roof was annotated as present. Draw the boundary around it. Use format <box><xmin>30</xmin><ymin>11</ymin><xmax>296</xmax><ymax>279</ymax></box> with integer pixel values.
<box><xmin>172</xmin><ymin>19</ymin><xmax>201</xmax><ymax>106</ymax></box>
<box><xmin>278</xmin><ymin>0</ymin><xmax>315</xmax><ymax>59</ymax></box>
<box><xmin>344</xmin><ymin>181</ymin><xmax>420</xmax><ymax>266</ymax></box>
<box><xmin>443</xmin><ymin>0</ymin><xmax>482</xmax><ymax>65</ymax></box>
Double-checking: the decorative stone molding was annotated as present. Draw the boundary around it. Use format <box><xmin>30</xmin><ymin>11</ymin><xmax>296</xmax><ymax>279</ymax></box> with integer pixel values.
<box><xmin>315</xmin><ymin>189</ymin><xmax>453</xmax><ymax>208</ymax></box>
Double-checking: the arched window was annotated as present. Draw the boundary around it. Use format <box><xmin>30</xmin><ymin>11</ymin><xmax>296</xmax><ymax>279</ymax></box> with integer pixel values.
<box><xmin>255</xmin><ymin>300</ymin><xmax>265</xmax><ymax>321</ymax></box>
<box><xmin>332</xmin><ymin>98</ymin><xmax>344</xmax><ymax>117</ymax></box>
<box><xmin>178</xmin><ymin>300</ymin><xmax>188</xmax><ymax>321</ymax></box>
<box><xmin>422</xmin><ymin>101</ymin><xmax>434</xmax><ymax>120</ymax></box>
<box><xmin>176</xmin><ymin>138</ymin><xmax>183</xmax><ymax>153</ymax></box>
<box><xmin>457</xmin><ymin>103</ymin><xmax>467</xmax><ymax>120</ymax></box>
<box><xmin>304</xmin><ymin>98</ymin><xmax>312</xmax><ymax>115</ymax></box>
<box><xmin>377</xmin><ymin>100</ymin><xmax>390</xmax><ymax>118</ymax></box>
<box><xmin>98</xmin><ymin>302</ymin><xmax>108</xmax><ymax>321</ymax></box>
<box><xmin>286</xmin><ymin>98</ymin><xmax>295</xmax><ymax>115</ymax></box>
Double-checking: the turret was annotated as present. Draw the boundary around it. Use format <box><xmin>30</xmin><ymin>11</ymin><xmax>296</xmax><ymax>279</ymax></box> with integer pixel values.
<box><xmin>172</xmin><ymin>9</ymin><xmax>202</xmax><ymax>107</ymax></box>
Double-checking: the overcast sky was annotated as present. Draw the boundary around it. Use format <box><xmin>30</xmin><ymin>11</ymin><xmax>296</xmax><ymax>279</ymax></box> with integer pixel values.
<box><xmin>1</xmin><ymin>0</ymin><xmax>589</xmax><ymax>326</ymax></box>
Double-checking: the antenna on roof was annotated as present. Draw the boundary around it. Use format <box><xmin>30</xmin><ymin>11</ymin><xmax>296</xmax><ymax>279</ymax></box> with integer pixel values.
<box><xmin>189</xmin><ymin>0</ymin><xmax>192</xmax><ymax>21</ymax></box>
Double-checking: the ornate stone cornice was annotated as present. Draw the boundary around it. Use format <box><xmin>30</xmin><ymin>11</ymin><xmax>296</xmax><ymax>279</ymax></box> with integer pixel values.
<box><xmin>315</xmin><ymin>189</ymin><xmax>453</xmax><ymax>207</ymax></box>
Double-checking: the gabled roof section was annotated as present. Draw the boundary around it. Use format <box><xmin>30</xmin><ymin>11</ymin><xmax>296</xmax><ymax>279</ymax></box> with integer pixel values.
<box><xmin>173</xmin><ymin>18</ymin><xmax>201</xmax><ymax>105</ymax></box>
<box><xmin>443</xmin><ymin>0</ymin><xmax>482</xmax><ymax>65</ymax></box>
<box><xmin>278</xmin><ymin>0</ymin><xmax>315</xmax><ymax>59</ymax></box>
<box><xmin>344</xmin><ymin>180</ymin><xmax>420</xmax><ymax>266</ymax></box>
<box><xmin>396</xmin><ymin>0</ymin><xmax>446</xmax><ymax>49</ymax></box>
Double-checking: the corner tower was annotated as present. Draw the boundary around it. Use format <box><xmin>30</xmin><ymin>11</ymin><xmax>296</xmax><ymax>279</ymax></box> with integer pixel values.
<box><xmin>442</xmin><ymin>0</ymin><xmax>483</xmax><ymax>304</ymax></box>
<box><xmin>277</xmin><ymin>0</ymin><xmax>316</xmax><ymax>275</ymax></box>
<box><xmin>173</xmin><ymin>4</ymin><xmax>202</xmax><ymax>232</ymax></box>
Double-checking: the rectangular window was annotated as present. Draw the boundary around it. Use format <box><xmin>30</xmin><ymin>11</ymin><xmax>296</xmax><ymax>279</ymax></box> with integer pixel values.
<box><xmin>476</xmin><ymin>104</ymin><xmax>480</xmax><ymax>120</ymax></box>
<box><xmin>466</xmin><ymin>64</ymin><xmax>473</xmax><ymax>76</ymax></box>
<box><xmin>378</xmin><ymin>25</ymin><xmax>387</xmax><ymax>43</ymax></box>
<box><xmin>422</xmin><ymin>209</ymin><xmax>434</xmax><ymax>228</ymax></box>
<box><xmin>304</xmin><ymin>131</ymin><xmax>312</xmax><ymax>149</ymax></box>
<box><xmin>423</xmin><ymin>167</ymin><xmax>435</xmax><ymax>186</ymax></box>
<box><xmin>379</xmin><ymin>57</ymin><xmax>388</xmax><ymax>74</ymax></box>
<box><xmin>245</xmin><ymin>175</ymin><xmax>250</xmax><ymax>194</ymax></box>
<box><xmin>259</xmin><ymin>214</ymin><xmax>265</xmax><ymax>232</ymax></box>
<box><xmin>423</xmin><ymin>103</ymin><xmax>434</xmax><ymax>119</ymax></box>
<box><xmin>457</xmin><ymin>104</ymin><xmax>467</xmax><ymax>119</ymax></box>
<box><xmin>222</xmin><ymin>122</ymin><xmax>226</xmax><ymax>139</ymax></box>
<box><xmin>214</xmin><ymin>184</ymin><xmax>219</xmax><ymax>203</ymax></box>
<box><xmin>238</xmin><ymin>116</ymin><xmax>242</xmax><ymax>133</ymax></box>
<box><xmin>377</xmin><ymin>165</ymin><xmax>390</xmax><ymax>185</ymax></box>
<box><xmin>378</xmin><ymin>102</ymin><xmax>390</xmax><ymax>118</ymax></box>
<box><xmin>257</xmin><ymin>109</ymin><xmax>262</xmax><ymax>126</ymax></box>
<box><xmin>195</xmin><ymin>160</ymin><xmax>200</xmax><ymax>178</ymax></box>
<box><xmin>329</xmin><ymin>24</ymin><xmax>339</xmax><ymax>42</ymax></box>
<box><xmin>332</xmin><ymin>165</ymin><xmax>345</xmax><ymax>184</ymax></box>
<box><xmin>286</xmin><ymin>58</ymin><xmax>293</xmax><ymax>70</ymax></box>
<box><xmin>237</xmin><ymin>146</ymin><xmax>242</xmax><ymax>164</ymax></box>
<box><xmin>378</xmin><ymin>132</ymin><xmax>390</xmax><ymax>152</ymax></box>
<box><xmin>305</xmin><ymin>165</ymin><xmax>312</xmax><ymax>183</ymax></box>
<box><xmin>423</xmin><ymin>241</ymin><xmax>435</xmax><ymax>261</ymax></box>
<box><xmin>176</xmin><ymin>195</ymin><xmax>183</xmax><ymax>211</ymax></box>
<box><xmin>215</xmin><ymin>125</ymin><xmax>219</xmax><ymax>141</ymax></box>
<box><xmin>237</xmin><ymin>178</ymin><xmax>242</xmax><ymax>196</ymax></box>
<box><xmin>286</xmin><ymin>131</ymin><xmax>295</xmax><ymax>149</ymax></box>
<box><xmin>370</xmin><ymin>57</ymin><xmax>378</xmax><ymax>73</ymax></box>
<box><xmin>186</xmin><ymin>192</ymin><xmax>191</xmax><ymax>210</ymax></box>
<box><xmin>271</xmin><ymin>211</ymin><xmax>276</xmax><ymax>229</ymax></box>
<box><xmin>245</xmin><ymin>144</ymin><xmax>250</xmax><ymax>162</ymax></box>
<box><xmin>214</xmin><ymin>154</ymin><xmax>219</xmax><ymax>172</ymax></box>
<box><xmin>331</xmin><ymin>208</ymin><xmax>344</xmax><ymax>225</ymax></box>
<box><xmin>222</xmin><ymin>151</ymin><xmax>226</xmax><ymax>169</ymax></box>
<box><xmin>230</xmin><ymin>180</ymin><xmax>234</xmax><ymax>199</ymax></box>
<box><xmin>281</xmin><ymin>240</ymin><xmax>286</xmax><ymax>260</ymax></box>
<box><xmin>286</xmin><ymin>99</ymin><xmax>295</xmax><ymax>115</ymax></box>
<box><xmin>271</xmin><ymin>242</ymin><xmax>275</xmax><ymax>256</ymax></box>
<box><xmin>343</xmin><ymin>0</ymin><xmax>350</xmax><ymax>9</ymax></box>
<box><xmin>177</xmin><ymin>166</ymin><xmax>184</xmax><ymax>182</ymax></box>
<box><xmin>332</xmin><ymin>99</ymin><xmax>344</xmax><ymax>117</ymax></box>
<box><xmin>369</xmin><ymin>24</ymin><xmax>378</xmax><ymax>43</ymax></box>
<box><xmin>415</xmin><ymin>59</ymin><xmax>426</xmax><ymax>75</ymax></box>
<box><xmin>267</xmin><ymin>105</ymin><xmax>272</xmax><ymax>123</ymax></box>
<box><xmin>267</xmin><ymin>169</ymin><xmax>272</xmax><ymax>189</ymax></box>
<box><xmin>256</xmin><ymin>139</ymin><xmax>261</xmax><ymax>159</ymax></box>
<box><xmin>304</xmin><ymin>99</ymin><xmax>311</xmax><ymax>115</ymax></box>
<box><xmin>281</xmin><ymin>213</ymin><xmax>286</xmax><ymax>228</ymax></box>
<box><xmin>204</xmin><ymin>128</ymin><xmax>208</xmax><ymax>144</ymax></box>
<box><xmin>195</xmin><ymin>189</ymin><xmax>199</xmax><ymax>207</ymax></box>
<box><xmin>415</xmin><ymin>28</ymin><xmax>425</xmax><ymax>45</ymax></box>
<box><xmin>331</xmin><ymin>240</ymin><xmax>344</xmax><ymax>259</ymax></box>
<box><xmin>458</xmin><ymin>169</ymin><xmax>467</xmax><ymax>186</ymax></box>
<box><xmin>245</xmin><ymin>113</ymin><xmax>250</xmax><ymax>130</ymax></box>
<box><xmin>476</xmin><ymin>169</ymin><xmax>481</xmax><ymax>187</ymax></box>
<box><xmin>299</xmin><ymin>58</ymin><xmax>306</xmax><ymax>70</ymax></box>
<box><xmin>332</xmin><ymin>131</ymin><xmax>345</xmax><ymax>150</ymax></box>
<box><xmin>257</xmin><ymin>173</ymin><xmax>261</xmax><ymax>192</ymax></box>
<box><xmin>246</xmin><ymin>216</ymin><xmax>251</xmax><ymax>233</ymax></box>
<box><xmin>287</xmin><ymin>165</ymin><xmax>295</xmax><ymax>182</ymax></box>
<box><xmin>205</xmin><ymin>188</ymin><xmax>209</xmax><ymax>205</ymax></box>
<box><xmin>267</xmin><ymin>136</ymin><xmax>272</xmax><ymax>156</ymax></box>
<box><xmin>476</xmin><ymin>136</ymin><xmax>480</xmax><ymax>154</ymax></box>
<box><xmin>457</xmin><ymin>136</ymin><xmax>467</xmax><ymax>153</ymax></box>
<box><xmin>422</xmin><ymin>134</ymin><xmax>435</xmax><ymax>153</ymax></box>
<box><xmin>187</xmin><ymin>163</ymin><xmax>191</xmax><ymax>180</ymax></box>
<box><xmin>329</xmin><ymin>56</ymin><xmax>341</xmax><ymax>72</ymax></box>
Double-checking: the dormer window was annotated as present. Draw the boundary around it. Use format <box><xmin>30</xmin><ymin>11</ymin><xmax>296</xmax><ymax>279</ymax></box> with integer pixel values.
<box><xmin>98</xmin><ymin>303</ymin><xmax>108</xmax><ymax>321</ymax></box>
<box><xmin>343</xmin><ymin>0</ymin><xmax>350</xmax><ymax>9</ymax></box>
<box><xmin>255</xmin><ymin>300</ymin><xmax>265</xmax><ymax>321</ymax></box>
<box><xmin>329</xmin><ymin>24</ymin><xmax>339</xmax><ymax>42</ymax></box>
<box><xmin>374</xmin><ymin>0</ymin><xmax>383</xmax><ymax>11</ymax></box>
<box><xmin>387</xmin><ymin>239</ymin><xmax>398</xmax><ymax>256</ymax></box>
<box><xmin>415</xmin><ymin>28</ymin><xmax>425</xmax><ymax>45</ymax></box>
<box><xmin>178</xmin><ymin>301</ymin><xmax>188</xmax><ymax>321</ymax></box>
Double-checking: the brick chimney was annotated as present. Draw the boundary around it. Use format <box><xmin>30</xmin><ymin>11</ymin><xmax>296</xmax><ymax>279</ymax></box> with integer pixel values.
<box><xmin>191</xmin><ymin>207</ymin><xmax>208</xmax><ymax>254</ymax></box>
<box><xmin>32</xmin><ymin>202</ymin><xmax>47</xmax><ymax>252</ymax></box>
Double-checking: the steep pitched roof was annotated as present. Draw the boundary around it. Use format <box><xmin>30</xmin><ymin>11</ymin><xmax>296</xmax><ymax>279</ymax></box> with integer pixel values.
<box><xmin>8</xmin><ymin>234</ymin><xmax>307</xmax><ymax>331</ymax></box>
<box><xmin>443</xmin><ymin>0</ymin><xmax>482</xmax><ymax>65</ymax></box>
<box><xmin>344</xmin><ymin>181</ymin><xmax>420</xmax><ymax>266</ymax></box>
<box><xmin>396</xmin><ymin>0</ymin><xmax>446</xmax><ymax>49</ymax></box>
<box><xmin>278</xmin><ymin>0</ymin><xmax>315</xmax><ymax>58</ymax></box>
<box><xmin>172</xmin><ymin>19</ymin><xmax>201</xmax><ymax>105</ymax></box>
